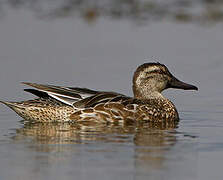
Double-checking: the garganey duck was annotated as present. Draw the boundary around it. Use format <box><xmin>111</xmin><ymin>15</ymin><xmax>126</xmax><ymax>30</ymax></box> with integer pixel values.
<box><xmin>0</xmin><ymin>63</ymin><xmax>198</xmax><ymax>122</ymax></box>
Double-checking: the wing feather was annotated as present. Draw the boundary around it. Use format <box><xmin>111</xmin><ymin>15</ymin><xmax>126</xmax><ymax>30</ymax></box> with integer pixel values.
<box><xmin>22</xmin><ymin>82</ymin><xmax>131</xmax><ymax>108</ymax></box>
<box><xmin>22</xmin><ymin>82</ymin><xmax>98</xmax><ymax>106</ymax></box>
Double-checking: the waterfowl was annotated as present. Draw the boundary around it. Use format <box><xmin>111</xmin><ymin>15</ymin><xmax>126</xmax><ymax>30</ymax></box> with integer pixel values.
<box><xmin>0</xmin><ymin>63</ymin><xmax>198</xmax><ymax>123</ymax></box>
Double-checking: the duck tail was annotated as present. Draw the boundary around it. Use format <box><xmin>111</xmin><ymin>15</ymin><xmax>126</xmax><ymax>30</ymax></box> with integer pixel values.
<box><xmin>0</xmin><ymin>100</ymin><xmax>26</xmax><ymax>113</ymax></box>
<box><xmin>0</xmin><ymin>100</ymin><xmax>30</xmax><ymax>120</ymax></box>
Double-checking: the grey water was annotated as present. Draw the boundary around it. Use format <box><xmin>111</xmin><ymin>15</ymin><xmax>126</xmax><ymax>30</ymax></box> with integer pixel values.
<box><xmin>0</xmin><ymin>1</ymin><xmax>223</xmax><ymax>179</ymax></box>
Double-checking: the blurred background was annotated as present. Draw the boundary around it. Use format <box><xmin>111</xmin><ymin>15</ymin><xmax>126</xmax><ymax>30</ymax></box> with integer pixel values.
<box><xmin>0</xmin><ymin>1</ymin><xmax>223</xmax><ymax>180</ymax></box>
<box><xmin>0</xmin><ymin>0</ymin><xmax>222</xmax><ymax>111</ymax></box>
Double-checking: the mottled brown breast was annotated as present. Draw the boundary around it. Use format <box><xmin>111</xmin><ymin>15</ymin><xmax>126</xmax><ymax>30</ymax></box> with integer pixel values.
<box><xmin>135</xmin><ymin>98</ymin><xmax>179</xmax><ymax>122</ymax></box>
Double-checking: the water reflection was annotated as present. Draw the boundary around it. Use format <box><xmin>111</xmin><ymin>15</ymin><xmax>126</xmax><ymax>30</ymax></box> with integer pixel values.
<box><xmin>2</xmin><ymin>0</ymin><xmax>223</xmax><ymax>23</ymax></box>
<box><xmin>12</xmin><ymin>121</ymin><xmax>178</xmax><ymax>171</ymax></box>
<box><xmin>13</xmin><ymin>121</ymin><xmax>178</xmax><ymax>144</ymax></box>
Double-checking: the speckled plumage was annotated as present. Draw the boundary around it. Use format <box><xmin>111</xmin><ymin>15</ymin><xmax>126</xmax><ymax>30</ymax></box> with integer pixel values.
<box><xmin>0</xmin><ymin>62</ymin><xmax>198</xmax><ymax>122</ymax></box>
<box><xmin>1</xmin><ymin>99</ymin><xmax>75</xmax><ymax>122</ymax></box>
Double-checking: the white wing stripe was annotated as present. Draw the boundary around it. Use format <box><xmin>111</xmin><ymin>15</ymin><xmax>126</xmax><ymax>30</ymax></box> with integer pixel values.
<box><xmin>39</xmin><ymin>90</ymin><xmax>81</xmax><ymax>106</ymax></box>
<box><xmin>48</xmin><ymin>94</ymin><xmax>74</xmax><ymax>106</ymax></box>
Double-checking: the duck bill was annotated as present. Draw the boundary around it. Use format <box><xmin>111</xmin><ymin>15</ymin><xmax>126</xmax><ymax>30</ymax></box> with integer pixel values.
<box><xmin>168</xmin><ymin>77</ymin><xmax>198</xmax><ymax>90</ymax></box>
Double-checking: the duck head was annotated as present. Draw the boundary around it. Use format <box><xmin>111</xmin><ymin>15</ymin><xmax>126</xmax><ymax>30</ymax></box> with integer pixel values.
<box><xmin>132</xmin><ymin>62</ymin><xmax>198</xmax><ymax>99</ymax></box>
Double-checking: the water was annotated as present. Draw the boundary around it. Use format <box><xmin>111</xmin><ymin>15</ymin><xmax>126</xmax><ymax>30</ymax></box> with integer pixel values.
<box><xmin>0</xmin><ymin>1</ymin><xmax>223</xmax><ymax>180</ymax></box>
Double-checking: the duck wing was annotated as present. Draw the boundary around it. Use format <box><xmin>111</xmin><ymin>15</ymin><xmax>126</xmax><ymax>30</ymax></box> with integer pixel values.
<box><xmin>73</xmin><ymin>92</ymin><xmax>135</xmax><ymax>109</ymax></box>
<box><xmin>22</xmin><ymin>82</ymin><xmax>99</xmax><ymax>106</ymax></box>
<box><xmin>22</xmin><ymin>82</ymin><xmax>133</xmax><ymax>108</ymax></box>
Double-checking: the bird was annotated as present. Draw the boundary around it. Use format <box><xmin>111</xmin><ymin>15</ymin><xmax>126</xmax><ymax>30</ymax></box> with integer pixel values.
<box><xmin>0</xmin><ymin>62</ymin><xmax>198</xmax><ymax>123</ymax></box>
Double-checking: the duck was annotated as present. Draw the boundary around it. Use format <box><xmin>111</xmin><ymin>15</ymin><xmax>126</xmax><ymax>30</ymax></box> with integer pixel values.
<box><xmin>0</xmin><ymin>62</ymin><xmax>198</xmax><ymax>123</ymax></box>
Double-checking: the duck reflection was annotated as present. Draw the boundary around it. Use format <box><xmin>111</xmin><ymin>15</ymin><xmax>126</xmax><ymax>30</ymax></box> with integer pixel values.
<box><xmin>14</xmin><ymin>121</ymin><xmax>178</xmax><ymax>144</ymax></box>
<box><xmin>13</xmin><ymin>120</ymin><xmax>178</xmax><ymax>171</ymax></box>
<box><xmin>133</xmin><ymin>122</ymin><xmax>178</xmax><ymax>171</ymax></box>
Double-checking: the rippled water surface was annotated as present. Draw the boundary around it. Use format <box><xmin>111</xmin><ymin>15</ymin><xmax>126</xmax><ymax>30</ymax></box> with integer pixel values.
<box><xmin>0</xmin><ymin>1</ymin><xmax>223</xmax><ymax>180</ymax></box>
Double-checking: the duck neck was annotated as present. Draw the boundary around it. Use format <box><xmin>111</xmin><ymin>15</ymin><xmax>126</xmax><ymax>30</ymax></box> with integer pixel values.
<box><xmin>133</xmin><ymin>85</ymin><xmax>165</xmax><ymax>100</ymax></box>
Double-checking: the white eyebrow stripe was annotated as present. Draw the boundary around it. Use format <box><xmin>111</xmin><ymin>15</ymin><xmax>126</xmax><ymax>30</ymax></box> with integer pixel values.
<box><xmin>146</xmin><ymin>66</ymin><xmax>160</xmax><ymax>73</ymax></box>
<box><xmin>135</xmin><ymin>66</ymin><xmax>162</xmax><ymax>85</ymax></box>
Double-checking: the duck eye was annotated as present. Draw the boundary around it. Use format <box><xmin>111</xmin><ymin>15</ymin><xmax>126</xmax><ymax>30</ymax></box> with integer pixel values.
<box><xmin>160</xmin><ymin>69</ymin><xmax>166</xmax><ymax>74</ymax></box>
